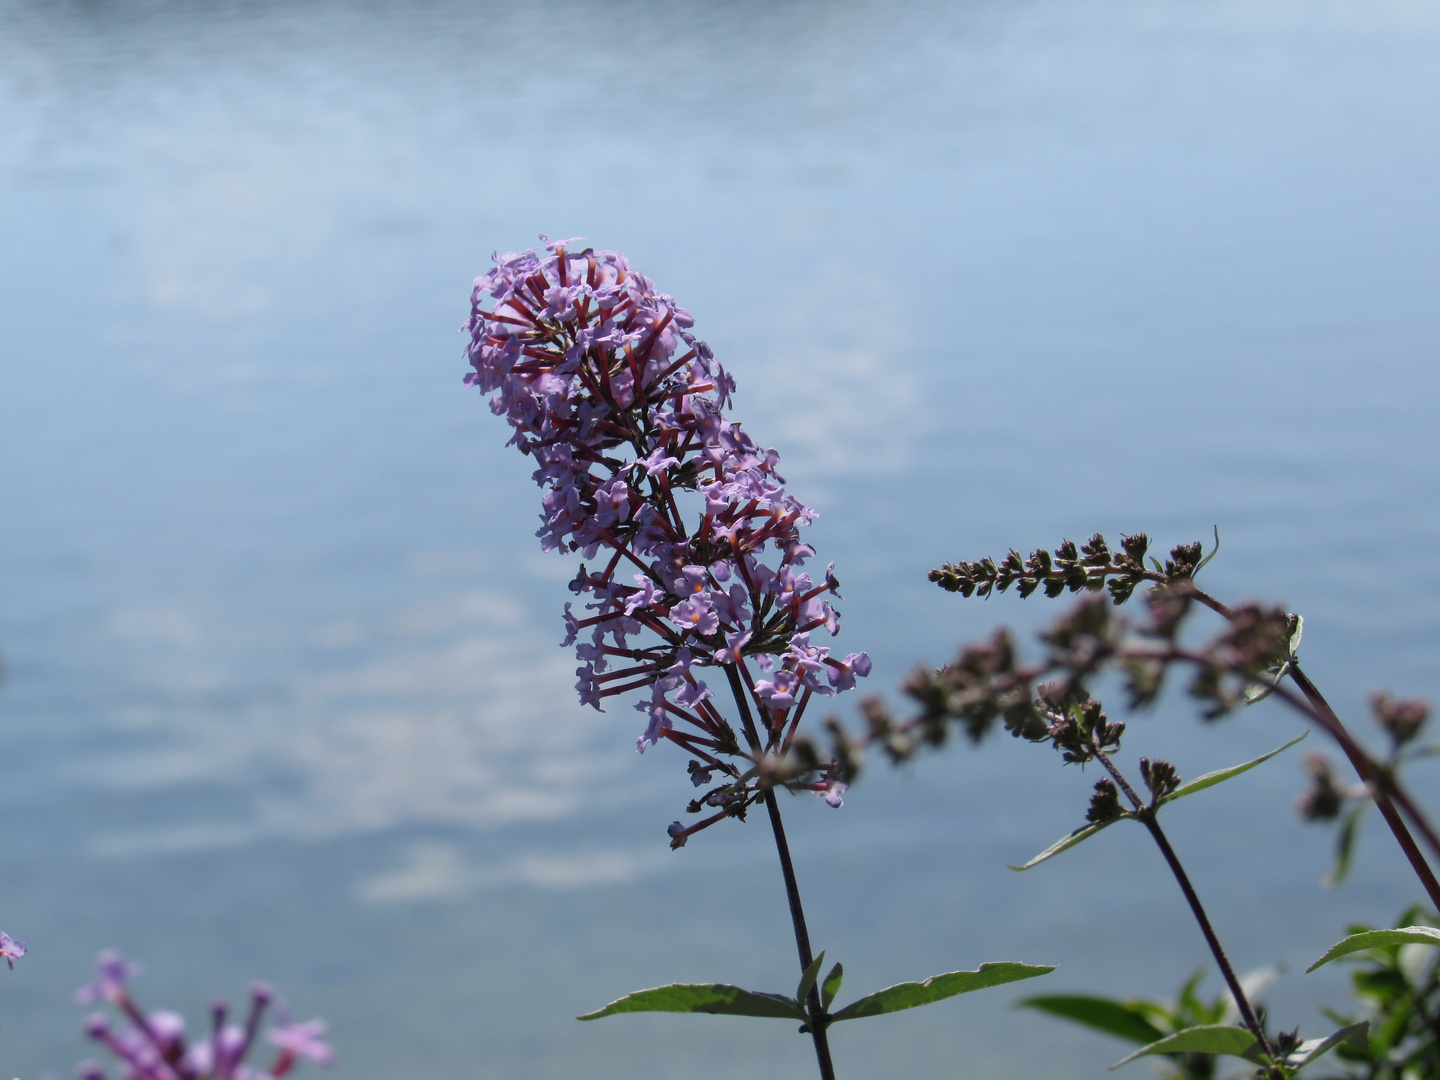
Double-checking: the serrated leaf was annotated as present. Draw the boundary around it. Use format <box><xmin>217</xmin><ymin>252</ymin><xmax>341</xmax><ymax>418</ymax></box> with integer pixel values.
<box><xmin>1016</xmin><ymin>994</ymin><xmax>1166</xmax><ymax>1046</ymax></box>
<box><xmin>1286</xmin><ymin>1021</ymin><xmax>1369</xmax><ymax>1067</ymax></box>
<box><xmin>577</xmin><ymin>983</ymin><xmax>806</xmax><ymax>1022</ymax></box>
<box><xmin>1009</xmin><ymin>818</ymin><xmax>1128</xmax><ymax>871</ymax></box>
<box><xmin>821</xmin><ymin>963</ymin><xmax>844</xmax><ymax>1011</ymax></box>
<box><xmin>1305</xmin><ymin>926</ymin><xmax>1440</xmax><ymax>972</ymax></box>
<box><xmin>1110</xmin><ymin>1024</ymin><xmax>1259</xmax><ymax>1069</ymax></box>
<box><xmin>828</xmin><ymin>962</ymin><xmax>1054</xmax><ymax>1023</ymax></box>
<box><xmin>796</xmin><ymin>951</ymin><xmax>825</xmax><ymax>1007</ymax></box>
<box><xmin>1160</xmin><ymin>733</ymin><xmax>1307</xmax><ymax>805</ymax></box>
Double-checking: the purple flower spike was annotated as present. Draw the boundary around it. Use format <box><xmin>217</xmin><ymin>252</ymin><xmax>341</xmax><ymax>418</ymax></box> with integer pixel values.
<box><xmin>74</xmin><ymin>953</ymin><xmax>332</xmax><ymax>1080</ymax></box>
<box><xmin>0</xmin><ymin>930</ymin><xmax>25</xmax><ymax>970</ymax></box>
<box><xmin>465</xmin><ymin>239</ymin><xmax>870</xmax><ymax>840</ymax></box>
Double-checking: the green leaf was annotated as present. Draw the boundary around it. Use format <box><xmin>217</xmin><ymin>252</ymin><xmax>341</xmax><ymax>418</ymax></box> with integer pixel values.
<box><xmin>1405</xmin><ymin>741</ymin><xmax>1440</xmax><ymax>761</ymax></box>
<box><xmin>578</xmin><ymin>983</ymin><xmax>806</xmax><ymax>1022</ymax></box>
<box><xmin>1193</xmin><ymin>525</ymin><xmax>1222</xmax><ymax>578</ymax></box>
<box><xmin>1286</xmin><ymin>1021</ymin><xmax>1369</xmax><ymax>1068</ymax></box>
<box><xmin>820</xmin><ymin>963</ymin><xmax>844</xmax><ymax>1011</ymax></box>
<box><xmin>1243</xmin><ymin>614</ymin><xmax>1302</xmax><ymax>705</ymax></box>
<box><xmin>1323</xmin><ymin>802</ymin><xmax>1367</xmax><ymax>888</ymax></box>
<box><xmin>1110</xmin><ymin>1024</ymin><xmax>1259</xmax><ymax>1069</ymax></box>
<box><xmin>1306</xmin><ymin>926</ymin><xmax>1440</xmax><ymax>972</ymax></box>
<box><xmin>1009</xmin><ymin>818</ymin><xmax>1128</xmax><ymax>871</ymax></box>
<box><xmin>1173</xmin><ymin>967</ymin><xmax>1209</xmax><ymax>1024</ymax></box>
<box><xmin>1016</xmin><ymin>994</ymin><xmax>1166</xmax><ymax>1046</ymax></box>
<box><xmin>828</xmin><ymin>962</ymin><xmax>1054</xmax><ymax>1023</ymax></box>
<box><xmin>1012</xmin><ymin>735</ymin><xmax>1305</xmax><ymax>874</ymax></box>
<box><xmin>1242</xmin><ymin>677</ymin><xmax>1279</xmax><ymax>705</ymax></box>
<box><xmin>1160</xmin><ymin>733</ymin><xmax>1307</xmax><ymax>805</ymax></box>
<box><xmin>796</xmin><ymin>951</ymin><xmax>825</xmax><ymax>1007</ymax></box>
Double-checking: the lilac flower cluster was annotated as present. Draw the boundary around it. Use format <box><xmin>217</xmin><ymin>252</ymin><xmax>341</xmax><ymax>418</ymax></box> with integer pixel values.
<box><xmin>74</xmin><ymin>950</ymin><xmax>333</xmax><ymax>1080</ymax></box>
<box><xmin>465</xmin><ymin>238</ymin><xmax>869</xmax><ymax>843</ymax></box>
<box><xmin>0</xmin><ymin>929</ymin><xmax>24</xmax><ymax>969</ymax></box>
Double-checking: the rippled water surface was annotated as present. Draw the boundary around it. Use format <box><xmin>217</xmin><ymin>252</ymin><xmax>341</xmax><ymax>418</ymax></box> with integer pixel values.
<box><xmin>2</xmin><ymin>2</ymin><xmax>1439</xmax><ymax>1076</ymax></box>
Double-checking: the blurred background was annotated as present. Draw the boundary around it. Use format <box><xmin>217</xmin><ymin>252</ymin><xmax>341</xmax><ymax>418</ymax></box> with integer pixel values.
<box><xmin>1</xmin><ymin>1</ymin><xmax>1438</xmax><ymax>1076</ymax></box>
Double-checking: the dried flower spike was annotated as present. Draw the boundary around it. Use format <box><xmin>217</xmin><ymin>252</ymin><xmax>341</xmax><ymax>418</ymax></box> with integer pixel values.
<box><xmin>1369</xmin><ymin>692</ymin><xmax>1429</xmax><ymax>750</ymax></box>
<box><xmin>1297</xmin><ymin>753</ymin><xmax>1348</xmax><ymax>822</ymax></box>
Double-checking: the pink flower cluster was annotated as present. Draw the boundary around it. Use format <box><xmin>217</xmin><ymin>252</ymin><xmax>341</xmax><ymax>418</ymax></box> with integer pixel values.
<box><xmin>75</xmin><ymin>950</ymin><xmax>333</xmax><ymax>1080</ymax></box>
<box><xmin>465</xmin><ymin>239</ymin><xmax>869</xmax><ymax>838</ymax></box>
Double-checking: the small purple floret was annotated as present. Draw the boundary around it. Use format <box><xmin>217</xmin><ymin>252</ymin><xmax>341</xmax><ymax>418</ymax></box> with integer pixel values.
<box><xmin>74</xmin><ymin>949</ymin><xmax>140</xmax><ymax>1004</ymax></box>
<box><xmin>268</xmin><ymin>1017</ymin><xmax>336</xmax><ymax>1066</ymax></box>
<box><xmin>0</xmin><ymin>930</ymin><xmax>25</xmax><ymax>970</ymax></box>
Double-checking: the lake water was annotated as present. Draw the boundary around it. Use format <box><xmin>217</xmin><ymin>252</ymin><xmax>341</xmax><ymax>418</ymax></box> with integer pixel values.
<box><xmin>1</xmin><ymin>1</ymin><xmax>1439</xmax><ymax>1077</ymax></box>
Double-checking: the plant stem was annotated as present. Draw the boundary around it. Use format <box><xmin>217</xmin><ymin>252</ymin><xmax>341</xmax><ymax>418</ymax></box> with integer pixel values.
<box><xmin>1097</xmin><ymin>753</ymin><xmax>1278</xmax><ymax>1066</ymax></box>
<box><xmin>765</xmin><ymin>790</ymin><xmax>837</xmax><ymax>1080</ymax></box>
<box><xmin>1287</xmin><ymin>664</ymin><xmax>1440</xmax><ymax>861</ymax></box>
<box><xmin>1181</xmin><ymin>582</ymin><xmax>1235</xmax><ymax>622</ymax></box>
<box><xmin>1184</xmin><ymin>579</ymin><xmax>1440</xmax><ymax>908</ymax></box>
<box><xmin>724</xmin><ymin>664</ymin><xmax>836</xmax><ymax>1080</ymax></box>
<box><xmin>1272</xmin><ymin>670</ymin><xmax>1440</xmax><ymax>912</ymax></box>
<box><xmin>724</xmin><ymin>664</ymin><xmax>766</xmax><ymax>753</ymax></box>
<box><xmin>1141</xmin><ymin>816</ymin><xmax>1279</xmax><ymax>1067</ymax></box>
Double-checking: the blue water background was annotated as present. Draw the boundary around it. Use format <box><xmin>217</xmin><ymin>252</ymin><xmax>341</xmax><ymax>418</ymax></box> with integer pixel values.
<box><xmin>1</xmin><ymin>1</ymin><xmax>1439</xmax><ymax>1076</ymax></box>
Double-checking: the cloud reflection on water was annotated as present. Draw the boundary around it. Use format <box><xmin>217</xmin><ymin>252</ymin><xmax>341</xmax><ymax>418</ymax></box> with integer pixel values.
<box><xmin>86</xmin><ymin>585</ymin><xmax>633</xmax><ymax>855</ymax></box>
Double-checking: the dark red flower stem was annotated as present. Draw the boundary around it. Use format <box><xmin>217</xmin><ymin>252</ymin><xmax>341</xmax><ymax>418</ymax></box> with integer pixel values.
<box><xmin>1286</xmin><ymin>664</ymin><xmax>1440</xmax><ymax>857</ymax></box>
<box><xmin>764</xmin><ymin>791</ymin><xmax>837</xmax><ymax>1080</ymax></box>
<box><xmin>1138</xmin><ymin>815</ymin><xmax>1280</xmax><ymax>1071</ymax></box>
<box><xmin>724</xmin><ymin>664</ymin><xmax>764</xmax><ymax>752</ymax></box>
<box><xmin>1181</xmin><ymin>583</ymin><xmax>1440</xmax><ymax>907</ymax></box>
<box><xmin>1273</xmin><ymin>669</ymin><xmax>1440</xmax><ymax>910</ymax></box>
<box><xmin>724</xmin><ymin>664</ymin><xmax>837</xmax><ymax>1080</ymax></box>
<box><xmin>1096</xmin><ymin>752</ymin><xmax>1278</xmax><ymax>1068</ymax></box>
